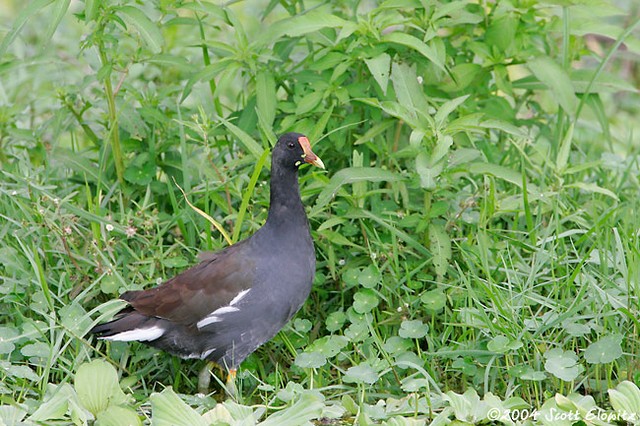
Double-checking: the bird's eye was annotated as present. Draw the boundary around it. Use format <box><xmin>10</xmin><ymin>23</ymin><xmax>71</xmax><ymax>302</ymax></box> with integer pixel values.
<box><xmin>287</xmin><ymin>142</ymin><xmax>295</xmax><ymax>149</ymax></box>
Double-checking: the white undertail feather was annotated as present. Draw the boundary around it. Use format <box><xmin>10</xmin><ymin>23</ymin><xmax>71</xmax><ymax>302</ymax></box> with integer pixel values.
<box><xmin>102</xmin><ymin>325</ymin><xmax>166</xmax><ymax>342</ymax></box>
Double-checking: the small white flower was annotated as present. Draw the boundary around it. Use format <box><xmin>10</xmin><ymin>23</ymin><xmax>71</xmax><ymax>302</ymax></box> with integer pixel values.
<box><xmin>338</xmin><ymin>259</ymin><xmax>346</xmax><ymax>266</ymax></box>
<box><xmin>370</xmin><ymin>253</ymin><xmax>377</xmax><ymax>260</ymax></box>
<box><xmin>11</xmin><ymin>190</ymin><xmax>17</xmax><ymax>196</ymax></box>
<box><xmin>53</xmin><ymin>198</ymin><xmax>59</xmax><ymax>205</ymax></box>
<box><xmin>125</xmin><ymin>226</ymin><xmax>137</xmax><ymax>238</ymax></box>
<box><xmin>417</xmin><ymin>76</ymin><xmax>424</xmax><ymax>84</ymax></box>
<box><xmin>105</xmin><ymin>224</ymin><xmax>114</xmax><ymax>232</ymax></box>
<box><xmin>64</xmin><ymin>226</ymin><xmax>72</xmax><ymax>235</ymax></box>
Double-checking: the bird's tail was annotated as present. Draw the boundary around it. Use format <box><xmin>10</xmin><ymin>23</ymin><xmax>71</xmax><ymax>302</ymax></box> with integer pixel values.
<box><xmin>90</xmin><ymin>309</ymin><xmax>165</xmax><ymax>342</ymax></box>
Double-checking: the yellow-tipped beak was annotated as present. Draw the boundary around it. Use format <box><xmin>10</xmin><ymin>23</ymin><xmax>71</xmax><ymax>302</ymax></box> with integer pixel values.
<box><xmin>298</xmin><ymin>136</ymin><xmax>325</xmax><ymax>169</ymax></box>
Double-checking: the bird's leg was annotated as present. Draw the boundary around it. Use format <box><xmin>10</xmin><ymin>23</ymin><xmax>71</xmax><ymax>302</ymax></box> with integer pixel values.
<box><xmin>197</xmin><ymin>362</ymin><xmax>215</xmax><ymax>394</ymax></box>
<box><xmin>225</xmin><ymin>368</ymin><xmax>238</xmax><ymax>400</ymax></box>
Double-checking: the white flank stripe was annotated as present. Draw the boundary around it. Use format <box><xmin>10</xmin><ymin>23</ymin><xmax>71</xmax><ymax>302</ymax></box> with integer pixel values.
<box><xmin>201</xmin><ymin>348</ymin><xmax>215</xmax><ymax>358</ymax></box>
<box><xmin>229</xmin><ymin>289</ymin><xmax>250</xmax><ymax>306</ymax></box>
<box><xmin>212</xmin><ymin>306</ymin><xmax>239</xmax><ymax>315</ymax></box>
<box><xmin>197</xmin><ymin>315</ymin><xmax>222</xmax><ymax>328</ymax></box>
<box><xmin>103</xmin><ymin>325</ymin><xmax>165</xmax><ymax>342</ymax></box>
<box><xmin>197</xmin><ymin>305</ymin><xmax>239</xmax><ymax>329</ymax></box>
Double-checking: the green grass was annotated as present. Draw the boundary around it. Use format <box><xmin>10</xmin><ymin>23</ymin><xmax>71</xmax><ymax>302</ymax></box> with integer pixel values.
<box><xmin>1</xmin><ymin>0</ymin><xmax>640</xmax><ymax>424</ymax></box>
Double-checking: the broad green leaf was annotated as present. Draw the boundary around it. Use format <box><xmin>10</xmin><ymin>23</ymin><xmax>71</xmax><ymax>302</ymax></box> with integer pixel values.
<box><xmin>344</xmin><ymin>319</ymin><xmax>369</xmax><ymax>342</ymax></box>
<box><xmin>353</xmin><ymin>289</ymin><xmax>379</xmax><ymax>314</ymax></box>
<box><xmin>40</xmin><ymin>0</ymin><xmax>71</xmax><ymax>54</ymax></box>
<box><xmin>435</xmin><ymin>95</ymin><xmax>469</xmax><ymax>129</ymax></box>
<box><xmin>441</xmin><ymin>63</ymin><xmax>482</xmax><ymax>91</ymax></box>
<box><xmin>325</xmin><ymin>311</ymin><xmax>346</xmax><ymax>332</ymax></box>
<box><xmin>420</xmin><ymin>289</ymin><xmax>446</xmax><ymax>313</ymax></box>
<box><xmin>487</xmin><ymin>335</ymin><xmax>523</xmax><ymax>353</ymax></box>
<box><xmin>145</xmin><ymin>54</ymin><xmax>190</xmax><ymax>70</ymax></box>
<box><xmin>0</xmin><ymin>404</ymin><xmax>27</xmax><ymax>426</ymax></box>
<box><xmin>117</xmin><ymin>6</ymin><xmax>164</xmax><ymax>53</ymax></box>
<box><xmin>453</xmin><ymin>358</ymin><xmax>479</xmax><ymax>376</ymax></box>
<box><xmin>355</xmin><ymin>98</ymin><xmax>421</xmax><ymax>129</ymax></box>
<box><xmin>0</xmin><ymin>0</ymin><xmax>55</xmax><ymax>58</ymax></box>
<box><xmin>485</xmin><ymin>14</ymin><xmax>518</xmax><ymax>53</ymax></box>
<box><xmin>312</xmin><ymin>167</ymin><xmax>401</xmax><ymax>213</ymax></box>
<box><xmin>283</xmin><ymin>11</ymin><xmax>348</xmax><ymax>36</ymax></box>
<box><xmin>308</xmin><ymin>335</ymin><xmax>349</xmax><ymax>358</ymax></box>
<box><xmin>415</xmin><ymin>152</ymin><xmax>443</xmax><ymax>190</ymax></box>
<box><xmin>263</xmin><ymin>10</ymin><xmax>348</xmax><ymax>42</ymax></box>
<box><xmin>341</xmin><ymin>395</ymin><xmax>358</xmax><ymax>415</ymax></box>
<box><xmin>1</xmin><ymin>362</ymin><xmax>39</xmax><ymax>381</ymax></box>
<box><xmin>563</xmin><ymin>321</ymin><xmax>591</xmax><ymax>337</ymax></box>
<box><xmin>428</xmin><ymin>223</ymin><xmax>451</xmax><ymax>277</ymax></box>
<box><xmin>344</xmin><ymin>364</ymin><xmax>379</xmax><ymax>385</ymax></box>
<box><xmin>509</xmin><ymin>365</ymin><xmax>546</xmax><ymax>381</ymax></box>
<box><xmin>556</xmin><ymin>122</ymin><xmax>574</xmax><ymax>171</ymax></box>
<box><xmin>399</xmin><ymin>319</ymin><xmax>429</xmax><ymax>339</ymax></box>
<box><xmin>96</xmin><ymin>405</ymin><xmax>141</xmax><ymax>426</ymax></box>
<box><xmin>358</xmin><ymin>265</ymin><xmax>381</xmax><ymax>288</ymax></box>
<box><xmin>527</xmin><ymin>55</ymin><xmax>578</xmax><ymax>115</ymax></box>
<box><xmin>584</xmin><ymin>335</ymin><xmax>623</xmax><ymax>364</ymax></box>
<box><xmin>382</xmin><ymin>32</ymin><xmax>446</xmax><ymax>72</ymax></box>
<box><xmin>395</xmin><ymin>351</ymin><xmax>425</xmax><ymax>370</ymax></box>
<box><xmin>28</xmin><ymin>383</ymin><xmax>79</xmax><ymax>422</ymax></box>
<box><xmin>221</xmin><ymin>400</ymin><xmax>254</xmax><ymax>422</ymax></box>
<box><xmin>570</xmin><ymin>69</ymin><xmax>638</xmax><ymax>93</ymax></box>
<box><xmin>479</xmin><ymin>119</ymin><xmax>528</xmax><ymax>137</ymax></box>
<box><xmin>178</xmin><ymin>2</ymin><xmax>226</xmax><ymax>19</ymax></box>
<box><xmin>296</xmin><ymin>91</ymin><xmax>324</xmax><ymax>115</ymax></box>
<box><xmin>432</xmin><ymin>135</ymin><xmax>453</xmax><ymax>165</ymax></box>
<box><xmin>442</xmin><ymin>388</ymin><xmax>485</xmax><ymax>423</ymax></box>
<box><xmin>150</xmin><ymin>387</ymin><xmax>206</xmax><ymax>426</ymax></box>
<box><xmin>293</xmin><ymin>318</ymin><xmax>312</xmax><ymax>333</ymax></box>
<box><xmin>309</xmin><ymin>105</ymin><xmax>333</xmax><ymax>143</ymax></box>
<box><xmin>75</xmin><ymin>360</ymin><xmax>128</xmax><ymax>416</ymax></box>
<box><xmin>294</xmin><ymin>351</ymin><xmax>327</xmax><ymax>369</ymax></box>
<box><xmin>124</xmin><ymin>153</ymin><xmax>155</xmax><ymax>186</ymax></box>
<box><xmin>256</xmin><ymin>71</ymin><xmax>276</xmax><ymax>127</ymax></box>
<box><xmin>20</xmin><ymin>342</ymin><xmax>49</xmax><ymax>359</ymax></box>
<box><xmin>402</xmin><ymin>378</ymin><xmax>430</xmax><ymax>393</ymax></box>
<box><xmin>608</xmin><ymin>381</ymin><xmax>640</xmax><ymax>417</ymax></box>
<box><xmin>181</xmin><ymin>60</ymin><xmax>233</xmax><ymax>101</ymax></box>
<box><xmin>544</xmin><ymin>348</ymin><xmax>583</xmax><ymax>381</ymax></box>
<box><xmin>84</xmin><ymin>0</ymin><xmax>99</xmax><ymax>21</ymax></box>
<box><xmin>219</xmin><ymin>118</ymin><xmax>265</xmax><ymax>160</ymax></box>
<box><xmin>383</xmin><ymin>337</ymin><xmax>412</xmax><ymax>354</ymax></box>
<box><xmin>343</xmin><ymin>268</ymin><xmax>360</xmax><ymax>286</ymax></box>
<box><xmin>0</xmin><ymin>326</ymin><xmax>19</xmax><ymax>354</ymax></box>
<box><xmin>365</xmin><ymin>53</ymin><xmax>391</xmax><ymax>94</ymax></box>
<box><xmin>260</xmin><ymin>392</ymin><xmax>325</xmax><ymax>426</ymax></box>
<box><xmin>161</xmin><ymin>257</ymin><xmax>189</xmax><ymax>269</ymax></box>
<box><xmin>321</xmin><ymin>230</ymin><xmax>362</xmax><ymax>248</ymax></box>
<box><xmin>565</xmin><ymin>182</ymin><xmax>619</xmax><ymax>201</ymax></box>
<box><xmin>469</xmin><ymin>162</ymin><xmax>539</xmax><ymax>193</ymax></box>
<box><xmin>354</xmin><ymin>120</ymin><xmax>395</xmax><ymax>145</ymax></box>
<box><xmin>391</xmin><ymin>62</ymin><xmax>429</xmax><ymax>122</ymax></box>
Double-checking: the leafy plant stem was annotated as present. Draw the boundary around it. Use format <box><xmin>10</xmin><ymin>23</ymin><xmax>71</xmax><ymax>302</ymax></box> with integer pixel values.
<box><xmin>97</xmin><ymin>41</ymin><xmax>124</xmax><ymax>184</ymax></box>
<box><xmin>196</xmin><ymin>14</ymin><xmax>223</xmax><ymax>117</ymax></box>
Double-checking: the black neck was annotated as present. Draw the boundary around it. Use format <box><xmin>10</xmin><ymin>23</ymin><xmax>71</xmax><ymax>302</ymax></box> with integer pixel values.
<box><xmin>265</xmin><ymin>166</ymin><xmax>307</xmax><ymax>229</ymax></box>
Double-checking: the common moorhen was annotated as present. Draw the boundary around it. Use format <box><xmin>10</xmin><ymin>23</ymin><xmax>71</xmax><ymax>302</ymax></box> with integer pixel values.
<box><xmin>91</xmin><ymin>132</ymin><xmax>324</xmax><ymax>378</ymax></box>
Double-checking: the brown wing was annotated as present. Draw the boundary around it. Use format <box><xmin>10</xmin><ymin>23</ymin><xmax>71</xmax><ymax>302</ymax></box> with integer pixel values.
<box><xmin>121</xmin><ymin>241</ymin><xmax>256</xmax><ymax>326</ymax></box>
